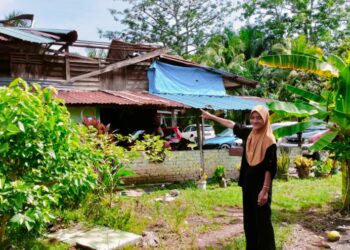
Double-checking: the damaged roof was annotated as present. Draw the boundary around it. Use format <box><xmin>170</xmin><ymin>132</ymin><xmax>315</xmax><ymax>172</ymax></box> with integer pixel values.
<box><xmin>56</xmin><ymin>90</ymin><xmax>189</xmax><ymax>108</ymax></box>
<box><xmin>0</xmin><ymin>27</ymin><xmax>77</xmax><ymax>44</ymax></box>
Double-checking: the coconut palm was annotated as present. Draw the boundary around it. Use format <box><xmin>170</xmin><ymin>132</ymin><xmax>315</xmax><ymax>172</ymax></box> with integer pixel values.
<box><xmin>1</xmin><ymin>11</ymin><xmax>33</xmax><ymax>27</ymax></box>
<box><xmin>259</xmin><ymin>52</ymin><xmax>350</xmax><ymax>211</ymax></box>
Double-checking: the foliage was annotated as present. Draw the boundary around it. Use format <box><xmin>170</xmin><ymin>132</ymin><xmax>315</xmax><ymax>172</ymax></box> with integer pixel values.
<box><xmin>313</xmin><ymin>159</ymin><xmax>332</xmax><ymax>177</ymax></box>
<box><xmin>86</xmin><ymin>48</ymin><xmax>107</xmax><ymax>59</ymax></box>
<box><xmin>45</xmin><ymin>176</ymin><xmax>340</xmax><ymax>249</ymax></box>
<box><xmin>81</xmin><ymin>127</ymin><xmax>137</xmax><ymax>208</ymax></box>
<box><xmin>259</xmin><ymin>49</ymin><xmax>350</xmax><ymax>210</ymax></box>
<box><xmin>99</xmin><ymin>0</ymin><xmax>234</xmax><ymax>55</ymax></box>
<box><xmin>294</xmin><ymin>156</ymin><xmax>313</xmax><ymax>179</ymax></box>
<box><xmin>0</xmin><ymin>79</ymin><xmax>96</xmax><ymax>245</ymax></box>
<box><xmin>294</xmin><ymin>156</ymin><xmax>314</xmax><ymax>169</ymax></box>
<box><xmin>2</xmin><ymin>10</ymin><xmax>31</xmax><ymax>27</ymax></box>
<box><xmin>134</xmin><ymin>134</ymin><xmax>169</xmax><ymax>163</ymax></box>
<box><xmin>81</xmin><ymin>195</ymin><xmax>132</xmax><ymax>231</ymax></box>
<box><xmin>82</xmin><ymin>116</ymin><xmax>110</xmax><ymax>134</ymax></box>
<box><xmin>276</xmin><ymin>148</ymin><xmax>290</xmax><ymax>180</ymax></box>
<box><xmin>213</xmin><ymin>165</ymin><xmax>225</xmax><ymax>181</ymax></box>
<box><xmin>236</xmin><ymin>0</ymin><xmax>350</xmax><ymax>50</ymax></box>
<box><xmin>192</xmin><ymin>27</ymin><xmax>269</xmax><ymax>80</ymax></box>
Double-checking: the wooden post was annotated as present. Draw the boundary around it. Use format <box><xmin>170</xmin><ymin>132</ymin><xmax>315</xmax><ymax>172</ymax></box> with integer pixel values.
<box><xmin>171</xmin><ymin>110</ymin><xmax>177</xmax><ymax>126</ymax></box>
<box><xmin>65</xmin><ymin>45</ymin><xmax>70</xmax><ymax>80</ymax></box>
<box><xmin>195</xmin><ymin>110</ymin><xmax>205</xmax><ymax>177</ymax></box>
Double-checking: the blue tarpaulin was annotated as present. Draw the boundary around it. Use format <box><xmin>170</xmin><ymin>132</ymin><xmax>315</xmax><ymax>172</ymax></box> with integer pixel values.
<box><xmin>153</xmin><ymin>93</ymin><xmax>266</xmax><ymax>111</ymax></box>
<box><xmin>148</xmin><ymin>61</ymin><xmax>226</xmax><ymax>96</ymax></box>
<box><xmin>148</xmin><ymin>61</ymin><xmax>265</xmax><ymax>110</ymax></box>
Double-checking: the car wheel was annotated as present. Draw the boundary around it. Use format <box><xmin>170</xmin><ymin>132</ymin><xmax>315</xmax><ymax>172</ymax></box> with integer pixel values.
<box><xmin>219</xmin><ymin>144</ymin><xmax>231</xmax><ymax>149</ymax></box>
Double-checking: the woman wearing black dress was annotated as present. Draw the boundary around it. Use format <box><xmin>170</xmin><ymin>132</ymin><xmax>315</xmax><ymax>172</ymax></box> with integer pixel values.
<box><xmin>202</xmin><ymin>105</ymin><xmax>277</xmax><ymax>250</ymax></box>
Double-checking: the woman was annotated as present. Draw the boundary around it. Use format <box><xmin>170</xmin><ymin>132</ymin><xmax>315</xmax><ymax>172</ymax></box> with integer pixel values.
<box><xmin>202</xmin><ymin>105</ymin><xmax>276</xmax><ymax>250</ymax></box>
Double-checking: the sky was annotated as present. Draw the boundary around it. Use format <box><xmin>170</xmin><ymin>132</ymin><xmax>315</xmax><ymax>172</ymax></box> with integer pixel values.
<box><xmin>0</xmin><ymin>0</ymin><xmax>129</xmax><ymax>41</ymax></box>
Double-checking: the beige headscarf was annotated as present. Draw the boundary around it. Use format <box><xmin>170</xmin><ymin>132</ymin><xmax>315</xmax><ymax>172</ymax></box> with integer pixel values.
<box><xmin>246</xmin><ymin>105</ymin><xmax>276</xmax><ymax>166</ymax></box>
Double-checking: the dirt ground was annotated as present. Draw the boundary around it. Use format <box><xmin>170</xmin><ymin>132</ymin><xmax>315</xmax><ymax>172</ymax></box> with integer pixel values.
<box><xmin>140</xmin><ymin>205</ymin><xmax>350</xmax><ymax>249</ymax></box>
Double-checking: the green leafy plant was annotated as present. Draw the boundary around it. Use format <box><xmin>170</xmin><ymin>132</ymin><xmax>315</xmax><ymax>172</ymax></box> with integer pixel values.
<box><xmin>82</xmin><ymin>127</ymin><xmax>137</xmax><ymax>208</ymax></box>
<box><xmin>134</xmin><ymin>134</ymin><xmax>169</xmax><ymax>163</ymax></box>
<box><xmin>294</xmin><ymin>156</ymin><xmax>314</xmax><ymax>179</ymax></box>
<box><xmin>0</xmin><ymin>79</ymin><xmax>97</xmax><ymax>246</ymax></box>
<box><xmin>259</xmin><ymin>50</ymin><xmax>350</xmax><ymax>211</ymax></box>
<box><xmin>314</xmin><ymin>159</ymin><xmax>332</xmax><ymax>177</ymax></box>
<box><xmin>276</xmin><ymin>148</ymin><xmax>291</xmax><ymax>180</ymax></box>
<box><xmin>213</xmin><ymin>165</ymin><xmax>225</xmax><ymax>181</ymax></box>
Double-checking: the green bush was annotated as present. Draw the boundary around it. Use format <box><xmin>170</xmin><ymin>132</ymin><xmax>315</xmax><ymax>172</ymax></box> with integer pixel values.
<box><xmin>0</xmin><ymin>79</ymin><xmax>97</xmax><ymax>246</ymax></box>
<box><xmin>213</xmin><ymin>165</ymin><xmax>225</xmax><ymax>181</ymax></box>
<box><xmin>134</xmin><ymin>134</ymin><xmax>169</xmax><ymax>162</ymax></box>
<box><xmin>314</xmin><ymin>159</ymin><xmax>332</xmax><ymax>177</ymax></box>
<box><xmin>276</xmin><ymin>148</ymin><xmax>290</xmax><ymax>180</ymax></box>
<box><xmin>82</xmin><ymin>127</ymin><xmax>137</xmax><ymax>207</ymax></box>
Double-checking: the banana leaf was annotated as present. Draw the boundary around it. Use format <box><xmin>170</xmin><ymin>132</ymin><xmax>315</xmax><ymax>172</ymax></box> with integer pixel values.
<box><xmin>286</xmin><ymin>84</ymin><xmax>326</xmax><ymax>104</ymax></box>
<box><xmin>273</xmin><ymin>121</ymin><xmax>313</xmax><ymax>138</ymax></box>
<box><xmin>309</xmin><ymin>131</ymin><xmax>338</xmax><ymax>152</ymax></box>
<box><xmin>267</xmin><ymin>101</ymin><xmax>323</xmax><ymax>118</ymax></box>
<box><xmin>328</xmin><ymin>54</ymin><xmax>346</xmax><ymax>74</ymax></box>
<box><xmin>333</xmin><ymin>109</ymin><xmax>350</xmax><ymax>131</ymax></box>
<box><xmin>259</xmin><ymin>54</ymin><xmax>339</xmax><ymax>78</ymax></box>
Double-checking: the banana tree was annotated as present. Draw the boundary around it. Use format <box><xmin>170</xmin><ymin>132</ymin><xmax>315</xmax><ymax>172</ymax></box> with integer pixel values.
<box><xmin>259</xmin><ymin>54</ymin><xmax>350</xmax><ymax>211</ymax></box>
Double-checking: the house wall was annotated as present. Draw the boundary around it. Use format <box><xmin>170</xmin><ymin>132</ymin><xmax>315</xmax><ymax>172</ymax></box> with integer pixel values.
<box><xmin>122</xmin><ymin>147</ymin><xmax>301</xmax><ymax>184</ymax></box>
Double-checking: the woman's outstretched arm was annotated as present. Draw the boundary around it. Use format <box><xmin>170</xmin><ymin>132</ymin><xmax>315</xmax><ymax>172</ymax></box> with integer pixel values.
<box><xmin>201</xmin><ymin>109</ymin><xmax>235</xmax><ymax>129</ymax></box>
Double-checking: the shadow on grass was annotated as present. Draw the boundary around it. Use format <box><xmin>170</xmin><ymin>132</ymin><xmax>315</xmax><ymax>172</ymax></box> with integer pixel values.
<box><xmin>272</xmin><ymin>198</ymin><xmax>344</xmax><ymax>233</ymax></box>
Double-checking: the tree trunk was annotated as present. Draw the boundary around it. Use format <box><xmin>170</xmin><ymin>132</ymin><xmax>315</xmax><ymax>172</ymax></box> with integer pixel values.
<box><xmin>342</xmin><ymin>160</ymin><xmax>350</xmax><ymax>213</ymax></box>
<box><xmin>0</xmin><ymin>215</ymin><xmax>9</xmax><ymax>244</ymax></box>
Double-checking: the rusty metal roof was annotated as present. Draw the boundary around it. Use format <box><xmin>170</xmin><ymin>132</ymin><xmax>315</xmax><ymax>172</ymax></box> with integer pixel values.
<box><xmin>56</xmin><ymin>90</ymin><xmax>189</xmax><ymax>108</ymax></box>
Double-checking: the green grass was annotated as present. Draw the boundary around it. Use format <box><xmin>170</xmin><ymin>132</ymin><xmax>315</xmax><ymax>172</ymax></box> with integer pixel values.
<box><xmin>41</xmin><ymin>175</ymin><xmax>341</xmax><ymax>249</ymax></box>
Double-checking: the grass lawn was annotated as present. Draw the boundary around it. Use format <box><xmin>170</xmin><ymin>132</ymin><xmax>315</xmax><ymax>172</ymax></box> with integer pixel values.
<box><xmin>37</xmin><ymin>174</ymin><xmax>342</xmax><ymax>249</ymax></box>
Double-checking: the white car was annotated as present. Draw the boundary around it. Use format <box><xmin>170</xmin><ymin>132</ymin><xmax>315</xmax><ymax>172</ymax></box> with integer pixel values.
<box><xmin>182</xmin><ymin>124</ymin><xmax>216</xmax><ymax>142</ymax></box>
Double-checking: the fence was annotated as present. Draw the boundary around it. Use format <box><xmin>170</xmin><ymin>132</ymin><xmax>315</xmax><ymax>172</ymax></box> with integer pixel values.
<box><xmin>123</xmin><ymin>147</ymin><xmax>301</xmax><ymax>185</ymax></box>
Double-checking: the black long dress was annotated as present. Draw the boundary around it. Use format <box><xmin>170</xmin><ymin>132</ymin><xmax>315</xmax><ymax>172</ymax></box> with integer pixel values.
<box><xmin>234</xmin><ymin>124</ymin><xmax>277</xmax><ymax>250</ymax></box>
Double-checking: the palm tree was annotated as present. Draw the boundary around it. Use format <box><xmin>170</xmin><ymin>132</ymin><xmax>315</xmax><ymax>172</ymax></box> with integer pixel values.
<box><xmin>1</xmin><ymin>11</ymin><xmax>33</xmax><ymax>27</ymax></box>
<box><xmin>259</xmin><ymin>52</ymin><xmax>350</xmax><ymax>212</ymax></box>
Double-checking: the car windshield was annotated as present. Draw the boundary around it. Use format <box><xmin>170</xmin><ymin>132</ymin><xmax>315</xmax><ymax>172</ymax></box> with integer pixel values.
<box><xmin>217</xmin><ymin>128</ymin><xmax>233</xmax><ymax>137</ymax></box>
<box><xmin>204</xmin><ymin>126</ymin><xmax>213</xmax><ymax>131</ymax></box>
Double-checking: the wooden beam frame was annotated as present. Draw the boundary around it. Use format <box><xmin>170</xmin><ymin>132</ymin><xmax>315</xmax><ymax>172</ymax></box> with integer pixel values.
<box><xmin>65</xmin><ymin>47</ymin><xmax>169</xmax><ymax>83</ymax></box>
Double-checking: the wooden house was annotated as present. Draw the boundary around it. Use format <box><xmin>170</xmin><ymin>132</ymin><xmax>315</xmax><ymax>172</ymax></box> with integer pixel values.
<box><xmin>0</xmin><ymin>25</ymin><xmax>260</xmax><ymax>134</ymax></box>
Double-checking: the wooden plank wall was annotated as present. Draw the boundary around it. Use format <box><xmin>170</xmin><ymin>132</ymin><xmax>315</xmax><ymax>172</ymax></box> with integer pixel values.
<box><xmin>1</xmin><ymin>51</ymin><xmax>150</xmax><ymax>91</ymax></box>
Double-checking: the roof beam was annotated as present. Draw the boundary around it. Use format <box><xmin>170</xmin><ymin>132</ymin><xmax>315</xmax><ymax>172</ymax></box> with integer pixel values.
<box><xmin>65</xmin><ymin>47</ymin><xmax>169</xmax><ymax>83</ymax></box>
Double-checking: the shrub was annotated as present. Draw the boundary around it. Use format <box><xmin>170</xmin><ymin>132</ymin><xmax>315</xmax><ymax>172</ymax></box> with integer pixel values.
<box><xmin>294</xmin><ymin>155</ymin><xmax>313</xmax><ymax>179</ymax></box>
<box><xmin>82</xmin><ymin>127</ymin><xmax>137</xmax><ymax>207</ymax></box>
<box><xmin>134</xmin><ymin>134</ymin><xmax>169</xmax><ymax>162</ymax></box>
<box><xmin>276</xmin><ymin>148</ymin><xmax>290</xmax><ymax>180</ymax></box>
<box><xmin>314</xmin><ymin>159</ymin><xmax>332</xmax><ymax>177</ymax></box>
<box><xmin>0</xmin><ymin>79</ymin><xmax>96</xmax><ymax>245</ymax></box>
<box><xmin>213</xmin><ymin>165</ymin><xmax>225</xmax><ymax>181</ymax></box>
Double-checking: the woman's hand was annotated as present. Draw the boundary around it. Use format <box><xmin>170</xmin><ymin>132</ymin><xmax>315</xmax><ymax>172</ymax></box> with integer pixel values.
<box><xmin>257</xmin><ymin>189</ymin><xmax>268</xmax><ymax>206</ymax></box>
<box><xmin>201</xmin><ymin>109</ymin><xmax>213</xmax><ymax>120</ymax></box>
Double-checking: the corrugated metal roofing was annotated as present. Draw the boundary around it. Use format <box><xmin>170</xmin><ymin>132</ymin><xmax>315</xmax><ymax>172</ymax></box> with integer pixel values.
<box><xmin>0</xmin><ymin>27</ymin><xmax>55</xmax><ymax>43</ymax></box>
<box><xmin>153</xmin><ymin>93</ymin><xmax>267</xmax><ymax>111</ymax></box>
<box><xmin>0</xmin><ymin>27</ymin><xmax>78</xmax><ymax>44</ymax></box>
<box><xmin>56</xmin><ymin>90</ymin><xmax>189</xmax><ymax>108</ymax></box>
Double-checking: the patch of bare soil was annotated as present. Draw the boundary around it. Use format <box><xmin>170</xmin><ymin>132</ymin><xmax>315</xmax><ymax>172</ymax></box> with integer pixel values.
<box><xmin>283</xmin><ymin>206</ymin><xmax>350</xmax><ymax>250</ymax></box>
<box><xmin>139</xmin><ymin>205</ymin><xmax>244</xmax><ymax>249</ymax></box>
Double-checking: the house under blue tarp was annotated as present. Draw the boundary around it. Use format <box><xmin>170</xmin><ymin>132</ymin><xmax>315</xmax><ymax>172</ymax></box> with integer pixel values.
<box><xmin>147</xmin><ymin>61</ymin><xmax>265</xmax><ymax>110</ymax></box>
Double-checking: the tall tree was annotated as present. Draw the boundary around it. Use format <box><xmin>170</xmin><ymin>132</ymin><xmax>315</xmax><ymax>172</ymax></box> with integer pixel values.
<box><xmin>236</xmin><ymin>0</ymin><xmax>350</xmax><ymax>50</ymax></box>
<box><xmin>192</xmin><ymin>27</ymin><xmax>269</xmax><ymax>79</ymax></box>
<box><xmin>99</xmin><ymin>0</ymin><xmax>234</xmax><ymax>56</ymax></box>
